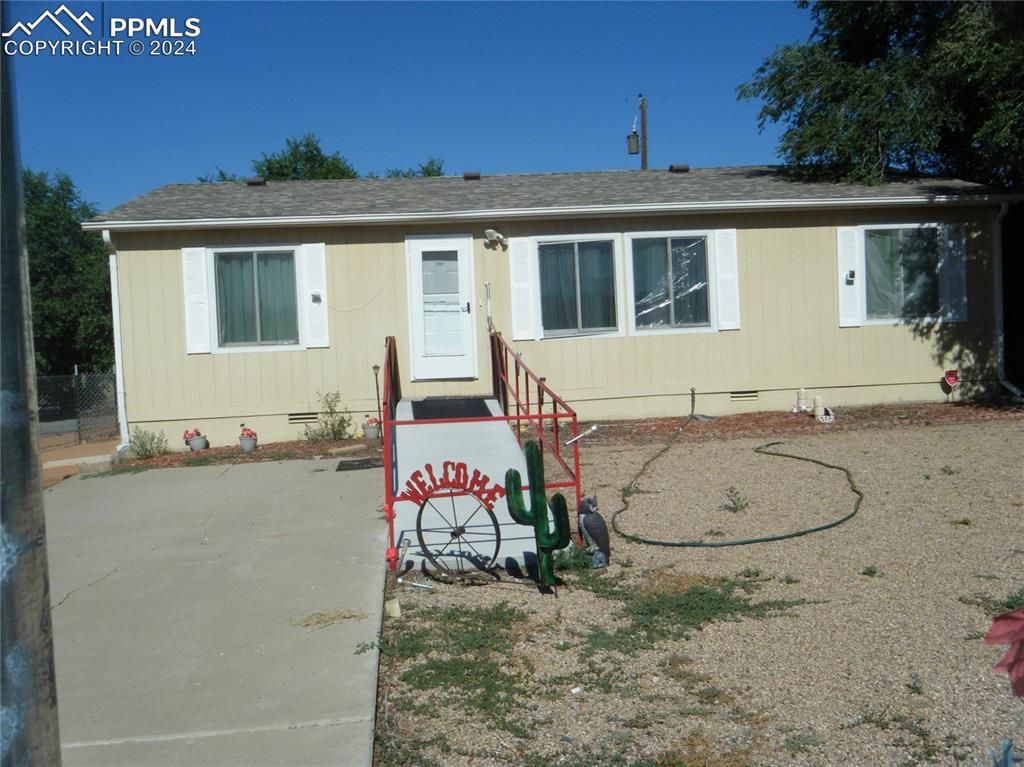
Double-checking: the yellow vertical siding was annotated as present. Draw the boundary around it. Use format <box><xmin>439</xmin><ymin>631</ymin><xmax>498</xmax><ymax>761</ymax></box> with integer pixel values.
<box><xmin>113</xmin><ymin>206</ymin><xmax>999</xmax><ymax>442</ymax></box>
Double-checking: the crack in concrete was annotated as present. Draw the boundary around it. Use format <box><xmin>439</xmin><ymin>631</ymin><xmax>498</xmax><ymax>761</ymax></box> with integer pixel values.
<box><xmin>51</xmin><ymin>565</ymin><xmax>120</xmax><ymax>610</ymax></box>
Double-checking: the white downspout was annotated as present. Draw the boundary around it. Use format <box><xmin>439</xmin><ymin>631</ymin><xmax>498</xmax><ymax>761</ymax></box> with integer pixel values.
<box><xmin>103</xmin><ymin>229</ymin><xmax>131</xmax><ymax>447</ymax></box>
<box><xmin>992</xmin><ymin>203</ymin><xmax>1022</xmax><ymax>397</ymax></box>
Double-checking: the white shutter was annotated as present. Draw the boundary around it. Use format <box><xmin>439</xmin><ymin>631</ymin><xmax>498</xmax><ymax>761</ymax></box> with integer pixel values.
<box><xmin>837</xmin><ymin>226</ymin><xmax>862</xmax><ymax>327</ymax></box>
<box><xmin>182</xmin><ymin>247</ymin><xmax>211</xmax><ymax>354</ymax></box>
<box><xmin>939</xmin><ymin>223</ymin><xmax>968</xmax><ymax>322</ymax></box>
<box><xmin>303</xmin><ymin>242</ymin><xmax>329</xmax><ymax>348</ymax></box>
<box><xmin>713</xmin><ymin>229</ymin><xmax>741</xmax><ymax>331</ymax></box>
<box><xmin>508</xmin><ymin>237</ymin><xmax>538</xmax><ymax>340</ymax></box>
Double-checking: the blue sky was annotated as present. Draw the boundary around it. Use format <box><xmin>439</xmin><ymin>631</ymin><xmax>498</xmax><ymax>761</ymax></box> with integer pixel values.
<box><xmin>8</xmin><ymin>1</ymin><xmax>813</xmax><ymax>212</ymax></box>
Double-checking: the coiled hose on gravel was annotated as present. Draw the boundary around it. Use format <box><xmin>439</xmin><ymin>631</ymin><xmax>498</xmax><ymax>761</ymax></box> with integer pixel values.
<box><xmin>609</xmin><ymin>388</ymin><xmax>864</xmax><ymax>548</ymax></box>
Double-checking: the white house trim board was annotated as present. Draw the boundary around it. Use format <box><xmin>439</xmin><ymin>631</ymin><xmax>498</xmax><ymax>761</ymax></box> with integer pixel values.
<box><xmin>106</xmin><ymin>244</ymin><xmax>130</xmax><ymax>446</ymax></box>
<box><xmin>405</xmin><ymin>235</ymin><xmax>478</xmax><ymax>381</ymax></box>
<box><xmin>82</xmin><ymin>194</ymin><xmax>1017</xmax><ymax>232</ymax></box>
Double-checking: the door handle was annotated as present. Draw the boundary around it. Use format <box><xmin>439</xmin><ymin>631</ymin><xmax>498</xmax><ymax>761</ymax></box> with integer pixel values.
<box><xmin>461</xmin><ymin>301</ymin><xmax>471</xmax><ymax>313</ymax></box>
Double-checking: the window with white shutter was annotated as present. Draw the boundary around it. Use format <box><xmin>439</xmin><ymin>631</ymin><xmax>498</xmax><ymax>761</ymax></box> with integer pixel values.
<box><xmin>625</xmin><ymin>228</ymin><xmax>740</xmax><ymax>334</ymax></box>
<box><xmin>840</xmin><ymin>223</ymin><xmax>967</xmax><ymax>326</ymax></box>
<box><xmin>182</xmin><ymin>243</ymin><xmax>328</xmax><ymax>354</ymax></box>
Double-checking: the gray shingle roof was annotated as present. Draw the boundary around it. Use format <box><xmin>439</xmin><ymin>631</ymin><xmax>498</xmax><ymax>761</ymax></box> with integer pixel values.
<box><xmin>86</xmin><ymin>166</ymin><xmax>1010</xmax><ymax>229</ymax></box>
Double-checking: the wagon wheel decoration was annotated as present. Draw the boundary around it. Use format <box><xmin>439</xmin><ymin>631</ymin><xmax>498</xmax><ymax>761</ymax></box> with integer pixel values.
<box><xmin>416</xmin><ymin>487</ymin><xmax>501</xmax><ymax>576</ymax></box>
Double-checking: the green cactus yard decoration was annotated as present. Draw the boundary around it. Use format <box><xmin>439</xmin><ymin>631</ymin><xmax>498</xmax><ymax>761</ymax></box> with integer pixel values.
<box><xmin>505</xmin><ymin>441</ymin><xmax>571</xmax><ymax>587</ymax></box>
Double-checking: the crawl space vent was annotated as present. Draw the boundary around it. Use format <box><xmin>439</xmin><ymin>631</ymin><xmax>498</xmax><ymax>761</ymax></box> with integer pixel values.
<box><xmin>729</xmin><ymin>391</ymin><xmax>759</xmax><ymax>403</ymax></box>
<box><xmin>288</xmin><ymin>412</ymin><xmax>319</xmax><ymax>425</ymax></box>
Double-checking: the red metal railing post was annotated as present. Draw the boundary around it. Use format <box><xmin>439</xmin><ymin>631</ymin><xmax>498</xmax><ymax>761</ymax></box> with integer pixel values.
<box><xmin>382</xmin><ymin>337</ymin><xmax>399</xmax><ymax>572</ymax></box>
<box><xmin>537</xmin><ymin>377</ymin><xmax>545</xmax><ymax>446</ymax></box>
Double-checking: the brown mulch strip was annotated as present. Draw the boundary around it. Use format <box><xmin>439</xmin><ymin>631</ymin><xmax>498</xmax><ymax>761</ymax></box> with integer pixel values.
<box><xmin>125</xmin><ymin>438</ymin><xmax>381</xmax><ymax>470</ymax></box>
<box><xmin>589</xmin><ymin>400</ymin><xmax>1024</xmax><ymax>446</ymax></box>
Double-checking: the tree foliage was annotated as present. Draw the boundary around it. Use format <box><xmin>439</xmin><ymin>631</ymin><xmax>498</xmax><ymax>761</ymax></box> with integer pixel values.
<box><xmin>383</xmin><ymin>156</ymin><xmax>445</xmax><ymax>178</ymax></box>
<box><xmin>253</xmin><ymin>133</ymin><xmax>359</xmax><ymax>180</ymax></box>
<box><xmin>198</xmin><ymin>135</ymin><xmax>444</xmax><ymax>182</ymax></box>
<box><xmin>22</xmin><ymin>170</ymin><xmax>112</xmax><ymax>374</ymax></box>
<box><xmin>738</xmin><ymin>1</ymin><xmax>1024</xmax><ymax>189</ymax></box>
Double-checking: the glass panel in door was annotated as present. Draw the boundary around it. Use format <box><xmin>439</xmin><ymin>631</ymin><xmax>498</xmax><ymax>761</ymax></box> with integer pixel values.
<box><xmin>421</xmin><ymin>251</ymin><xmax>461</xmax><ymax>356</ymax></box>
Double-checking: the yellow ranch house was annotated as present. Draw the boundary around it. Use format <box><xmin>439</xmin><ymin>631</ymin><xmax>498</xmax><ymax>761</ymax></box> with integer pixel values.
<box><xmin>82</xmin><ymin>166</ymin><xmax>1019</xmax><ymax>446</ymax></box>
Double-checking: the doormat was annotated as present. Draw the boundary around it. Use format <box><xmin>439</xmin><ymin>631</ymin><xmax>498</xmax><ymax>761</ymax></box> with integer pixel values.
<box><xmin>411</xmin><ymin>397</ymin><xmax>491</xmax><ymax>421</ymax></box>
<box><xmin>335</xmin><ymin>458</ymin><xmax>383</xmax><ymax>472</ymax></box>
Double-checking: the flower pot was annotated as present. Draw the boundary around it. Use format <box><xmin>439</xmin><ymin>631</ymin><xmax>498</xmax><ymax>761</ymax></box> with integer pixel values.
<box><xmin>187</xmin><ymin>436</ymin><xmax>209</xmax><ymax>451</ymax></box>
<box><xmin>363</xmin><ymin>425</ymin><xmax>381</xmax><ymax>440</ymax></box>
<box><xmin>239</xmin><ymin>436</ymin><xmax>258</xmax><ymax>453</ymax></box>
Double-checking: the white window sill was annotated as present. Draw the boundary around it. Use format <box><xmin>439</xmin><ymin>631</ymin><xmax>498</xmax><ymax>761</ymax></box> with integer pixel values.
<box><xmin>862</xmin><ymin>316</ymin><xmax>962</xmax><ymax>327</ymax></box>
<box><xmin>211</xmin><ymin>343</ymin><xmax>306</xmax><ymax>355</ymax></box>
<box><xmin>630</xmin><ymin>324</ymin><xmax>719</xmax><ymax>336</ymax></box>
<box><xmin>540</xmin><ymin>329</ymin><xmax>624</xmax><ymax>342</ymax></box>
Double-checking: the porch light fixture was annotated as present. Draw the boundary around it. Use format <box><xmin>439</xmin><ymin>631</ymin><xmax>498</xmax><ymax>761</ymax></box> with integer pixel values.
<box><xmin>372</xmin><ymin>364</ymin><xmax>382</xmax><ymax>423</ymax></box>
<box><xmin>483</xmin><ymin>229</ymin><xmax>507</xmax><ymax>249</ymax></box>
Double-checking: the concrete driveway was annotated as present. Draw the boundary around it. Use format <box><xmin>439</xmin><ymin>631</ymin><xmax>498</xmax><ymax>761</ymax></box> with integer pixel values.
<box><xmin>44</xmin><ymin>459</ymin><xmax>385</xmax><ymax>766</ymax></box>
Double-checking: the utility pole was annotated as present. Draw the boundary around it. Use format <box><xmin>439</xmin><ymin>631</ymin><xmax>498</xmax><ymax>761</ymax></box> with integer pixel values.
<box><xmin>1</xmin><ymin>26</ymin><xmax>64</xmax><ymax>767</ymax></box>
<box><xmin>639</xmin><ymin>93</ymin><xmax>648</xmax><ymax>170</ymax></box>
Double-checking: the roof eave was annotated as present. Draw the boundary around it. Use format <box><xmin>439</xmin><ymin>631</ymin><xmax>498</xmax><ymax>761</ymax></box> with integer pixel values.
<box><xmin>81</xmin><ymin>194</ymin><xmax>1018</xmax><ymax>232</ymax></box>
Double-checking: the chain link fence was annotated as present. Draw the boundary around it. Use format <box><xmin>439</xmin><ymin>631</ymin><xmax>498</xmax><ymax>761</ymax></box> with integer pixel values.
<box><xmin>37</xmin><ymin>372</ymin><xmax>118</xmax><ymax>444</ymax></box>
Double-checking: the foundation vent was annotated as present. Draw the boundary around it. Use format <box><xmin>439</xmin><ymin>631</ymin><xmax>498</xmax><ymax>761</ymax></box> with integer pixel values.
<box><xmin>729</xmin><ymin>390</ymin><xmax>759</xmax><ymax>402</ymax></box>
<box><xmin>288</xmin><ymin>412</ymin><xmax>319</xmax><ymax>425</ymax></box>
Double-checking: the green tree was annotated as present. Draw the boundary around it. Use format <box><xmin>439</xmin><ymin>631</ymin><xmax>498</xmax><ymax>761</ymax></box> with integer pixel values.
<box><xmin>199</xmin><ymin>136</ymin><xmax>445</xmax><ymax>182</ymax></box>
<box><xmin>738</xmin><ymin>1</ymin><xmax>1024</xmax><ymax>189</ymax></box>
<box><xmin>253</xmin><ymin>133</ymin><xmax>359</xmax><ymax>180</ymax></box>
<box><xmin>197</xmin><ymin>167</ymin><xmax>239</xmax><ymax>183</ymax></box>
<box><xmin>383</xmin><ymin>156</ymin><xmax>445</xmax><ymax>178</ymax></box>
<box><xmin>22</xmin><ymin>170</ymin><xmax>112</xmax><ymax>374</ymax></box>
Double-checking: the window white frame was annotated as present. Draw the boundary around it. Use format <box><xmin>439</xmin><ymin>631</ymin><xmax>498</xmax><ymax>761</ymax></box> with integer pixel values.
<box><xmin>857</xmin><ymin>223</ymin><xmax>942</xmax><ymax>326</ymax></box>
<box><xmin>205</xmin><ymin>244</ymin><xmax>306</xmax><ymax>354</ymax></box>
<box><xmin>624</xmin><ymin>229</ymin><xmax>721</xmax><ymax>335</ymax></box>
<box><xmin>531</xmin><ymin>233</ymin><xmax>626</xmax><ymax>341</ymax></box>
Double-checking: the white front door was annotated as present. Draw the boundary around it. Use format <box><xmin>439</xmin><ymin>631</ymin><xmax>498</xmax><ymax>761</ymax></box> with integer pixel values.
<box><xmin>406</xmin><ymin>235</ymin><xmax>477</xmax><ymax>380</ymax></box>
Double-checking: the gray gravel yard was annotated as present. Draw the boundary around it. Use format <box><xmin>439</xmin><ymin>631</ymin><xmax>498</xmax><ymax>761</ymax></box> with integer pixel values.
<box><xmin>373</xmin><ymin>410</ymin><xmax>1023</xmax><ymax>767</ymax></box>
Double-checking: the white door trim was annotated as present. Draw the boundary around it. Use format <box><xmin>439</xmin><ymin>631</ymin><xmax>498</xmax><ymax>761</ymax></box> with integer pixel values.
<box><xmin>405</xmin><ymin>234</ymin><xmax>478</xmax><ymax>381</ymax></box>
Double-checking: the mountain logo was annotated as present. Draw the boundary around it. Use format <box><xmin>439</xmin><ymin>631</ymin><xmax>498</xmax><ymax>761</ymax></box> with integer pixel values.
<box><xmin>2</xmin><ymin>4</ymin><xmax>94</xmax><ymax>38</ymax></box>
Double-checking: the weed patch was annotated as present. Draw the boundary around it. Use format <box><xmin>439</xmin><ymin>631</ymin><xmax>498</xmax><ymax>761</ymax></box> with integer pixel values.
<box><xmin>576</xmin><ymin>573</ymin><xmax>804</xmax><ymax>660</ymax></box>
<box><xmin>784</xmin><ymin>731</ymin><xmax>820</xmax><ymax>754</ymax></box>
<box><xmin>844</xmin><ymin>707</ymin><xmax>969</xmax><ymax>766</ymax></box>
<box><xmin>373</xmin><ymin>602</ymin><xmax>530</xmax><ymax>735</ymax></box>
<box><xmin>720</xmin><ymin>485</ymin><xmax>749</xmax><ymax>513</ymax></box>
<box><xmin>861</xmin><ymin>564</ymin><xmax>880</xmax><ymax>577</ymax></box>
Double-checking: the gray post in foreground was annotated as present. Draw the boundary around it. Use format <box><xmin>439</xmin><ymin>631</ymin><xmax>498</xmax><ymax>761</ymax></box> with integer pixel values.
<box><xmin>1</xmin><ymin>35</ymin><xmax>63</xmax><ymax>767</ymax></box>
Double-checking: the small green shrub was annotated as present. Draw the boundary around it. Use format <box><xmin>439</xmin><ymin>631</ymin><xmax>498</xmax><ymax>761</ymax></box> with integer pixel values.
<box><xmin>129</xmin><ymin>426</ymin><xmax>169</xmax><ymax>458</ymax></box>
<box><xmin>303</xmin><ymin>391</ymin><xmax>353</xmax><ymax>442</ymax></box>
<box><xmin>906</xmin><ymin>672</ymin><xmax>923</xmax><ymax>695</ymax></box>
<box><xmin>940</xmin><ymin>464</ymin><xmax>957</xmax><ymax>475</ymax></box>
<box><xmin>720</xmin><ymin>486</ymin><xmax>749</xmax><ymax>513</ymax></box>
<box><xmin>861</xmin><ymin>564</ymin><xmax>880</xmax><ymax>577</ymax></box>
<box><xmin>784</xmin><ymin>732</ymin><xmax>820</xmax><ymax>754</ymax></box>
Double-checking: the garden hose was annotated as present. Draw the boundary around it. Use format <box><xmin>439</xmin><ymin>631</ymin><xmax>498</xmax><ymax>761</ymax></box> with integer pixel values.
<box><xmin>609</xmin><ymin>388</ymin><xmax>864</xmax><ymax>548</ymax></box>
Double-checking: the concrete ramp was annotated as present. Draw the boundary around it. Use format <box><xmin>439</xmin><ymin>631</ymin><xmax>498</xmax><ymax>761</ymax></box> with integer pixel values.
<box><xmin>391</xmin><ymin>398</ymin><xmax>539</xmax><ymax>573</ymax></box>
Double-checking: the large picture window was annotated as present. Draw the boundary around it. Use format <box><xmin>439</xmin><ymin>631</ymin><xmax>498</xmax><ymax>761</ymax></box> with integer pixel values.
<box><xmin>864</xmin><ymin>226</ymin><xmax>939</xmax><ymax>320</ymax></box>
<box><xmin>538</xmin><ymin>239</ymin><xmax>616</xmax><ymax>337</ymax></box>
<box><xmin>214</xmin><ymin>250</ymin><xmax>299</xmax><ymax>345</ymax></box>
<box><xmin>631</xmin><ymin>236</ymin><xmax>709</xmax><ymax>329</ymax></box>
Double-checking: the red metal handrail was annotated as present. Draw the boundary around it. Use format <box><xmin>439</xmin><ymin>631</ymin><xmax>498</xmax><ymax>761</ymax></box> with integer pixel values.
<box><xmin>381</xmin><ymin>332</ymin><xmax>584</xmax><ymax>572</ymax></box>
<box><xmin>489</xmin><ymin>331</ymin><xmax>583</xmax><ymax>517</ymax></box>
